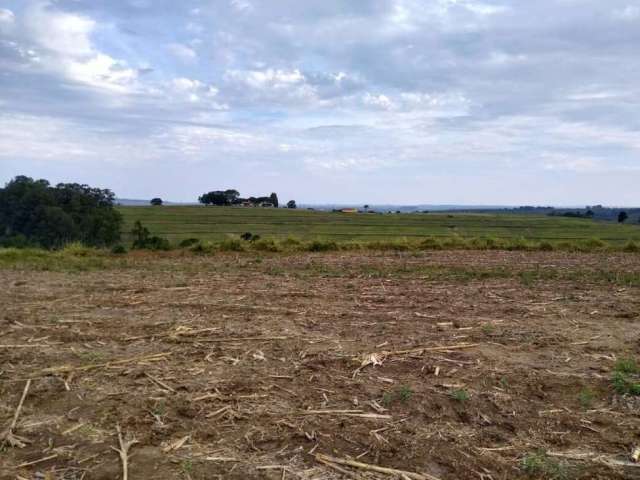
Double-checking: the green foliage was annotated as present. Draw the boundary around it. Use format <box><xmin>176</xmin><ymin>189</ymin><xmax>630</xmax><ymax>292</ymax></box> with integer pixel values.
<box><xmin>287</xmin><ymin>200</ymin><xmax>297</xmax><ymax>209</ymax></box>
<box><xmin>419</xmin><ymin>237</ymin><xmax>443</xmax><ymax>250</ymax></box>
<box><xmin>111</xmin><ymin>244</ymin><xmax>127</xmax><ymax>254</ymax></box>
<box><xmin>0</xmin><ymin>176</ymin><xmax>122</xmax><ymax>249</ymax></box>
<box><xmin>131</xmin><ymin>220</ymin><xmax>171</xmax><ymax>250</ymax></box>
<box><xmin>190</xmin><ymin>241</ymin><xmax>215</xmax><ymax>254</ymax></box>
<box><xmin>538</xmin><ymin>241</ymin><xmax>555</xmax><ymax>251</ymax></box>
<box><xmin>219</xmin><ymin>238</ymin><xmax>245</xmax><ymax>252</ymax></box>
<box><xmin>615</xmin><ymin>357</ymin><xmax>639</xmax><ymax>374</ymax></box>
<box><xmin>612</xmin><ymin>357</ymin><xmax>640</xmax><ymax>396</ymax></box>
<box><xmin>521</xmin><ymin>451</ymin><xmax>569</xmax><ymax>479</ymax></box>
<box><xmin>251</xmin><ymin>238</ymin><xmax>281</xmax><ymax>252</ymax></box>
<box><xmin>578</xmin><ymin>388</ymin><xmax>595</xmax><ymax>409</ymax></box>
<box><xmin>150</xmin><ymin>197</ymin><xmax>163</xmax><ymax>206</ymax></box>
<box><xmin>178</xmin><ymin>238</ymin><xmax>200</xmax><ymax>248</ymax></box>
<box><xmin>450</xmin><ymin>389</ymin><xmax>470</xmax><ymax>402</ymax></box>
<box><xmin>307</xmin><ymin>240</ymin><xmax>339</xmax><ymax>252</ymax></box>
<box><xmin>623</xmin><ymin>241</ymin><xmax>640</xmax><ymax>253</ymax></box>
<box><xmin>381</xmin><ymin>385</ymin><xmax>414</xmax><ymax>406</ymax></box>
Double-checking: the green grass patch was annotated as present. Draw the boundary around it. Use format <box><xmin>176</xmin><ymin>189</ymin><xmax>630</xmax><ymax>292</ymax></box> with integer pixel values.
<box><xmin>521</xmin><ymin>450</ymin><xmax>570</xmax><ymax>479</ymax></box>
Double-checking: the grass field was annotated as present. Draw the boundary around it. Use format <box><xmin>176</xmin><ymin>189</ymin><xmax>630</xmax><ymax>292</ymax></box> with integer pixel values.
<box><xmin>119</xmin><ymin>205</ymin><xmax>640</xmax><ymax>245</ymax></box>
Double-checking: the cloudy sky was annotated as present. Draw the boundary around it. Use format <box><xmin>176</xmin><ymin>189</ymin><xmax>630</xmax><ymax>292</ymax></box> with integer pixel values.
<box><xmin>0</xmin><ymin>1</ymin><xmax>639</xmax><ymax>205</ymax></box>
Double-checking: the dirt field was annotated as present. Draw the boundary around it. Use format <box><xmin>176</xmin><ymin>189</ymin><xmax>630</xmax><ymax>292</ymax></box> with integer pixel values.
<box><xmin>2</xmin><ymin>251</ymin><xmax>640</xmax><ymax>479</ymax></box>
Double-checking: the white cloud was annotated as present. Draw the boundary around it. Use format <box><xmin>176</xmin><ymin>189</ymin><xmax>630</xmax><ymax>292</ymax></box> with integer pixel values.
<box><xmin>613</xmin><ymin>5</ymin><xmax>640</xmax><ymax>21</ymax></box>
<box><xmin>0</xmin><ymin>8</ymin><xmax>15</xmax><ymax>31</ymax></box>
<box><xmin>167</xmin><ymin>43</ymin><xmax>197</xmax><ymax>63</ymax></box>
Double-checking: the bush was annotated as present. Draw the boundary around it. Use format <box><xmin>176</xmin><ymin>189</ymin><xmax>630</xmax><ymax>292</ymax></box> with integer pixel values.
<box><xmin>219</xmin><ymin>238</ymin><xmax>245</xmax><ymax>252</ymax></box>
<box><xmin>307</xmin><ymin>240</ymin><xmax>339</xmax><ymax>252</ymax></box>
<box><xmin>130</xmin><ymin>221</ymin><xmax>171</xmax><ymax>250</ymax></box>
<box><xmin>623</xmin><ymin>241</ymin><xmax>640</xmax><ymax>253</ymax></box>
<box><xmin>0</xmin><ymin>234</ymin><xmax>31</xmax><ymax>248</ymax></box>
<box><xmin>178</xmin><ymin>238</ymin><xmax>200</xmax><ymax>248</ymax></box>
<box><xmin>419</xmin><ymin>237</ymin><xmax>443</xmax><ymax>250</ymax></box>
<box><xmin>538</xmin><ymin>241</ymin><xmax>555</xmax><ymax>251</ymax></box>
<box><xmin>111</xmin><ymin>244</ymin><xmax>127</xmax><ymax>254</ymax></box>
<box><xmin>190</xmin><ymin>241</ymin><xmax>215</xmax><ymax>254</ymax></box>
<box><xmin>62</xmin><ymin>242</ymin><xmax>93</xmax><ymax>257</ymax></box>
<box><xmin>251</xmin><ymin>238</ymin><xmax>281</xmax><ymax>252</ymax></box>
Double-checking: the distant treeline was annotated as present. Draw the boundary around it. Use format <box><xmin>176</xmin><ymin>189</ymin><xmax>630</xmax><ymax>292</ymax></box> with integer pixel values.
<box><xmin>443</xmin><ymin>205</ymin><xmax>640</xmax><ymax>223</ymax></box>
<box><xmin>198</xmin><ymin>189</ymin><xmax>279</xmax><ymax>207</ymax></box>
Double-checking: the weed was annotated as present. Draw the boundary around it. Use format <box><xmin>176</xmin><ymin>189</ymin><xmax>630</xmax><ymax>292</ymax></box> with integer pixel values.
<box><xmin>397</xmin><ymin>385</ymin><xmax>414</xmax><ymax>402</ymax></box>
<box><xmin>578</xmin><ymin>388</ymin><xmax>595</xmax><ymax>409</ymax></box>
<box><xmin>615</xmin><ymin>357</ymin><xmax>639</xmax><ymax>374</ymax></box>
<box><xmin>521</xmin><ymin>450</ymin><xmax>569</xmax><ymax>479</ymax></box>
<box><xmin>450</xmin><ymin>389</ymin><xmax>470</xmax><ymax>402</ymax></box>
<box><xmin>181</xmin><ymin>459</ymin><xmax>194</xmax><ymax>474</ymax></box>
<box><xmin>381</xmin><ymin>385</ymin><xmax>414</xmax><ymax>406</ymax></box>
<box><xmin>482</xmin><ymin>324</ymin><xmax>495</xmax><ymax>336</ymax></box>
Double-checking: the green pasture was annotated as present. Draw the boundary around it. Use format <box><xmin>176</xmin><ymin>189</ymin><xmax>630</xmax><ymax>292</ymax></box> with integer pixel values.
<box><xmin>118</xmin><ymin>206</ymin><xmax>640</xmax><ymax>244</ymax></box>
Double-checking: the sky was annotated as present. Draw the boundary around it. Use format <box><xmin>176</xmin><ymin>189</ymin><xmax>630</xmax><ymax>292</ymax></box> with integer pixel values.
<box><xmin>0</xmin><ymin>1</ymin><xmax>639</xmax><ymax>205</ymax></box>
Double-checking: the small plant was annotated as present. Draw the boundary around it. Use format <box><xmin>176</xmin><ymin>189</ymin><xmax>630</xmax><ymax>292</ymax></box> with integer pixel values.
<box><xmin>397</xmin><ymin>385</ymin><xmax>414</xmax><ymax>402</ymax></box>
<box><xmin>381</xmin><ymin>385</ymin><xmax>414</xmax><ymax>406</ymax></box>
<box><xmin>521</xmin><ymin>450</ymin><xmax>569</xmax><ymax>479</ymax></box>
<box><xmin>623</xmin><ymin>241</ymin><xmax>640</xmax><ymax>253</ymax></box>
<box><xmin>450</xmin><ymin>389</ymin><xmax>470</xmax><ymax>402</ymax></box>
<box><xmin>381</xmin><ymin>391</ymin><xmax>395</xmax><ymax>407</ymax></box>
<box><xmin>181</xmin><ymin>459</ymin><xmax>194</xmax><ymax>475</ymax></box>
<box><xmin>611</xmin><ymin>357</ymin><xmax>640</xmax><ymax>396</ymax></box>
<box><xmin>578</xmin><ymin>388</ymin><xmax>595</xmax><ymax>409</ymax></box>
<box><xmin>615</xmin><ymin>357</ymin><xmax>639</xmax><ymax>374</ymax></box>
<box><xmin>482</xmin><ymin>324</ymin><xmax>495</xmax><ymax>336</ymax></box>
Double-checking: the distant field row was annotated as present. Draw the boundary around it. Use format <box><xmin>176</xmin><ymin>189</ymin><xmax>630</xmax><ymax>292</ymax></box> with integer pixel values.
<box><xmin>118</xmin><ymin>206</ymin><xmax>640</xmax><ymax>243</ymax></box>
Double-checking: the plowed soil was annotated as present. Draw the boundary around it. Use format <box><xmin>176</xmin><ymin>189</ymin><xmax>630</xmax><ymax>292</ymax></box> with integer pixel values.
<box><xmin>1</xmin><ymin>251</ymin><xmax>640</xmax><ymax>479</ymax></box>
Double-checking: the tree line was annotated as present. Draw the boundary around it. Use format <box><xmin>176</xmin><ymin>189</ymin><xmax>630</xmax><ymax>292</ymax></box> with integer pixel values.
<box><xmin>0</xmin><ymin>176</ymin><xmax>122</xmax><ymax>248</ymax></box>
<box><xmin>198</xmin><ymin>190</ymin><xmax>296</xmax><ymax>208</ymax></box>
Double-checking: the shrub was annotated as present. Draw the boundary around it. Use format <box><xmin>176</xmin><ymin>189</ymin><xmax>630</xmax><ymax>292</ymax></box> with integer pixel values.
<box><xmin>62</xmin><ymin>242</ymin><xmax>93</xmax><ymax>257</ymax></box>
<box><xmin>582</xmin><ymin>237</ymin><xmax>608</xmax><ymax>251</ymax></box>
<box><xmin>110</xmin><ymin>244</ymin><xmax>127</xmax><ymax>254</ymax></box>
<box><xmin>251</xmin><ymin>238</ymin><xmax>281</xmax><ymax>252</ymax></box>
<box><xmin>307</xmin><ymin>240</ymin><xmax>339</xmax><ymax>252</ymax></box>
<box><xmin>623</xmin><ymin>241</ymin><xmax>640</xmax><ymax>253</ymax></box>
<box><xmin>538</xmin><ymin>241</ymin><xmax>555</xmax><ymax>251</ymax></box>
<box><xmin>419</xmin><ymin>237</ymin><xmax>443</xmax><ymax>250</ymax></box>
<box><xmin>240</xmin><ymin>232</ymin><xmax>254</xmax><ymax>241</ymax></box>
<box><xmin>219</xmin><ymin>238</ymin><xmax>245</xmax><ymax>252</ymax></box>
<box><xmin>178</xmin><ymin>238</ymin><xmax>200</xmax><ymax>248</ymax></box>
<box><xmin>190</xmin><ymin>241</ymin><xmax>215</xmax><ymax>254</ymax></box>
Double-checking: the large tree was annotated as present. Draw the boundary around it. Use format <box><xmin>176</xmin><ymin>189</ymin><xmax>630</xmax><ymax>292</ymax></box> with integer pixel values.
<box><xmin>270</xmin><ymin>192</ymin><xmax>279</xmax><ymax>208</ymax></box>
<box><xmin>0</xmin><ymin>176</ymin><xmax>122</xmax><ymax>248</ymax></box>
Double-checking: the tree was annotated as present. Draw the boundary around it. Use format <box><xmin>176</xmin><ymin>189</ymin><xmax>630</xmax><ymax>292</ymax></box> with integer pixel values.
<box><xmin>270</xmin><ymin>192</ymin><xmax>279</xmax><ymax>208</ymax></box>
<box><xmin>199</xmin><ymin>191</ymin><xmax>229</xmax><ymax>206</ymax></box>
<box><xmin>618</xmin><ymin>211</ymin><xmax>628</xmax><ymax>223</ymax></box>
<box><xmin>150</xmin><ymin>198</ymin><xmax>163</xmax><ymax>206</ymax></box>
<box><xmin>0</xmin><ymin>176</ymin><xmax>122</xmax><ymax>248</ymax></box>
<box><xmin>287</xmin><ymin>200</ymin><xmax>297</xmax><ymax>209</ymax></box>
